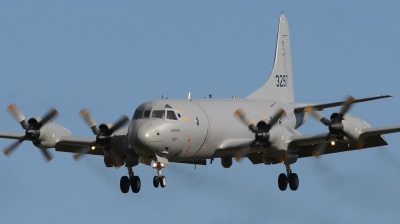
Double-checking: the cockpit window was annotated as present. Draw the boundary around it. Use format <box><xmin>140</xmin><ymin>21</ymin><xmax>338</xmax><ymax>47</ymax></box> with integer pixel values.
<box><xmin>133</xmin><ymin>110</ymin><xmax>143</xmax><ymax>119</ymax></box>
<box><xmin>166</xmin><ymin>110</ymin><xmax>177</xmax><ymax>120</ymax></box>
<box><xmin>152</xmin><ymin>110</ymin><xmax>165</xmax><ymax>119</ymax></box>
<box><xmin>143</xmin><ymin>110</ymin><xmax>151</xmax><ymax>118</ymax></box>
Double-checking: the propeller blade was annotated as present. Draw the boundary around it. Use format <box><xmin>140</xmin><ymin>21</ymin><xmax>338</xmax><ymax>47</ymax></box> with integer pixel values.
<box><xmin>268</xmin><ymin>108</ymin><xmax>285</xmax><ymax>127</ymax></box>
<box><xmin>234</xmin><ymin>109</ymin><xmax>257</xmax><ymax>133</ymax></box>
<box><xmin>306</xmin><ymin>106</ymin><xmax>330</xmax><ymax>126</ymax></box>
<box><xmin>80</xmin><ymin>109</ymin><xmax>99</xmax><ymax>135</ymax></box>
<box><xmin>40</xmin><ymin>108</ymin><xmax>58</xmax><ymax>125</ymax></box>
<box><xmin>312</xmin><ymin>133</ymin><xmax>332</xmax><ymax>157</ymax></box>
<box><xmin>338</xmin><ymin>96</ymin><xmax>355</xmax><ymax>120</ymax></box>
<box><xmin>73</xmin><ymin>145</ymin><xmax>95</xmax><ymax>161</ymax></box>
<box><xmin>234</xmin><ymin>140</ymin><xmax>257</xmax><ymax>161</ymax></box>
<box><xmin>39</xmin><ymin>148</ymin><xmax>52</xmax><ymax>162</ymax></box>
<box><xmin>110</xmin><ymin>115</ymin><xmax>129</xmax><ymax>134</ymax></box>
<box><xmin>3</xmin><ymin>137</ymin><xmax>26</xmax><ymax>156</ymax></box>
<box><xmin>8</xmin><ymin>104</ymin><xmax>28</xmax><ymax>129</ymax></box>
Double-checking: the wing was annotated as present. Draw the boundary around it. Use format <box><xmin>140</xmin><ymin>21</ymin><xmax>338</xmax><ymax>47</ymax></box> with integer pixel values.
<box><xmin>247</xmin><ymin>125</ymin><xmax>400</xmax><ymax>164</ymax></box>
<box><xmin>0</xmin><ymin>132</ymin><xmax>25</xmax><ymax>140</ymax></box>
<box><xmin>293</xmin><ymin>95</ymin><xmax>392</xmax><ymax>113</ymax></box>
<box><xmin>55</xmin><ymin>136</ymin><xmax>103</xmax><ymax>155</ymax></box>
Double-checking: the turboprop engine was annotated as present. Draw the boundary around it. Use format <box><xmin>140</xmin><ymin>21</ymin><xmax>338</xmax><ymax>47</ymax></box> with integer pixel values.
<box><xmin>3</xmin><ymin>104</ymin><xmax>72</xmax><ymax>161</ymax></box>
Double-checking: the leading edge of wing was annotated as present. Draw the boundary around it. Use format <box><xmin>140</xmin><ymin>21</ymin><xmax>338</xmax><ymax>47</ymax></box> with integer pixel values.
<box><xmin>293</xmin><ymin>95</ymin><xmax>392</xmax><ymax>113</ymax></box>
<box><xmin>290</xmin><ymin>132</ymin><xmax>331</xmax><ymax>146</ymax></box>
<box><xmin>360</xmin><ymin>125</ymin><xmax>400</xmax><ymax>139</ymax></box>
<box><xmin>57</xmin><ymin>135</ymin><xmax>95</xmax><ymax>146</ymax></box>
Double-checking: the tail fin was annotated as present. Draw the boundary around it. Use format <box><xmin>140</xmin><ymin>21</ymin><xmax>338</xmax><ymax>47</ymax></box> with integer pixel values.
<box><xmin>246</xmin><ymin>13</ymin><xmax>294</xmax><ymax>103</ymax></box>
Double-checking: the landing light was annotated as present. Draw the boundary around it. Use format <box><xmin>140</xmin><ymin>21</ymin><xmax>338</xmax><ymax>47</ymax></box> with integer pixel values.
<box><xmin>160</xmin><ymin>163</ymin><xmax>165</xmax><ymax>168</ymax></box>
<box><xmin>152</xmin><ymin>163</ymin><xmax>157</xmax><ymax>168</ymax></box>
<box><xmin>331</xmin><ymin>141</ymin><xmax>335</xmax><ymax>146</ymax></box>
<box><xmin>91</xmin><ymin>146</ymin><xmax>96</xmax><ymax>150</ymax></box>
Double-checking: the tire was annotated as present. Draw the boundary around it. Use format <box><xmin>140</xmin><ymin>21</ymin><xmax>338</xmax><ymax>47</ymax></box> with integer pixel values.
<box><xmin>120</xmin><ymin>176</ymin><xmax>130</xmax><ymax>193</ymax></box>
<box><xmin>289</xmin><ymin>173</ymin><xmax>299</xmax><ymax>191</ymax></box>
<box><xmin>153</xmin><ymin>176</ymin><xmax>160</xmax><ymax>188</ymax></box>
<box><xmin>160</xmin><ymin>176</ymin><xmax>167</xmax><ymax>188</ymax></box>
<box><xmin>131</xmin><ymin>176</ymin><xmax>141</xmax><ymax>193</ymax></box>
<box><xmin>278</xmin><ymin>173</ymin><xmax>288</xmax><ymax>191</ymax></box>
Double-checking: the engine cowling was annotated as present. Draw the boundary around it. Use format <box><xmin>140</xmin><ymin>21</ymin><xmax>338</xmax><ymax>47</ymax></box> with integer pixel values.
<box><xmin>336</xmin><ymin>113</ymin><xmax>371</xmax><ymax>142</ymax></box>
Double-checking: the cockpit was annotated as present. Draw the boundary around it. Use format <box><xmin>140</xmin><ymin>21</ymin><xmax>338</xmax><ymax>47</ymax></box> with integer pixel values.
<box><xmin>132</xmin><ymin>103</ymin><xmax>179</xmax><ymax>121</ymax></box>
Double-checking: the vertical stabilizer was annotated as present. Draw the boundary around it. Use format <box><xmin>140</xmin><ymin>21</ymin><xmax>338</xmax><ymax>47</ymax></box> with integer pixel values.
<box><xmin>246</xmin><ymin>14</ymin><xmax>294</xmax><ymax>103</ymax></box>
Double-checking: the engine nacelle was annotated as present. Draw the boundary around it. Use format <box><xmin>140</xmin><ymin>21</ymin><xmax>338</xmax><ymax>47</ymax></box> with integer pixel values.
<box><xmin>36</xmin><ymin>122</ymin><xmax>72</xmax><ymax>148</ymax></box>
<box><xmin>221</xmin><ymin>157</ymin><xmax>232</xmax><ymax>168</ymax></box>
<box><xmin>334</xmin><ymin>113</ymin><xmax>371</xmax><ymax>141</ymax></box>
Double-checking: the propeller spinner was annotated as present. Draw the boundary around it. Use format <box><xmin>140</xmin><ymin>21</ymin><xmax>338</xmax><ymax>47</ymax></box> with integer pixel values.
<box><xmin>3</xmin><ymin>104</ymin><xmax>58</xmax><ymax>161</ymax></box>
<box><xmin>234</xmin><ymin>108</ymin><xmax>285</xmax><ymax>160</ymax></box>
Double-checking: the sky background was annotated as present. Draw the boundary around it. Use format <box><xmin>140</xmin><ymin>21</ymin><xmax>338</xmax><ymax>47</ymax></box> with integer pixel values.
<box><xmin>1</xmin><ymin>1</ymin><xmax>400</xmax><ymax>223</ymax></box>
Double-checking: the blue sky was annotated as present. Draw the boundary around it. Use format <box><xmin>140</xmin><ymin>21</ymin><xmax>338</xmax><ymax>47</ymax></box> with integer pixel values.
<box><xmin>1</xmin><ymin>1</ymin><xmax>400</xmax><ymax>223</ymax></box>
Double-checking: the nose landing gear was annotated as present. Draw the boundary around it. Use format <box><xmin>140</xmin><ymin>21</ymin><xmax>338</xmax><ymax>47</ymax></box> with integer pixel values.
<box><xmin>152</xmin><ymin>161</ymin><xmax>167</xmax><ymax>188</ymax></box>
<box><xmin>120</xmin><ymin>167</ymin><xmax>141</xmax><ymax>194</ymax></box>
<box><xmin>278</xmin><ymin>163</ymin><xmax>299</xmax><ymax>191</ymax></box>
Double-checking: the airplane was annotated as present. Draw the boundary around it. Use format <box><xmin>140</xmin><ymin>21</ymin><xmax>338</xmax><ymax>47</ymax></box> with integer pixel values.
<box><xmin>2</xmin><ymin>13</ymin><xmax>400</xmax><ymax>193</ymax></box>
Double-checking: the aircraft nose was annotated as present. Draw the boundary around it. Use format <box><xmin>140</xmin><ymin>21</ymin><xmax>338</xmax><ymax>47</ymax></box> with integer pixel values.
<box><xmin>130</xmin><ymin>121</ymin><xmax>162</xmax><ymax>154</ymax></box>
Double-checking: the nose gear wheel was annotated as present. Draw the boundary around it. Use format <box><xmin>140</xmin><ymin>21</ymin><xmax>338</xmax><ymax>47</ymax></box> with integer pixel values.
<box><xmin>152</xmin><ymin>161</ymin><xmax>167</xmax><ymax>189</ymax></box>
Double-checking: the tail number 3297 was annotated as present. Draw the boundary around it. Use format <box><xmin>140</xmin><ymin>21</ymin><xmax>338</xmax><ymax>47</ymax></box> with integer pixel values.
<box><xmin>276</xmin><ymin>74</ymin><xmax>288</xmax><ymax>87</ymax></box>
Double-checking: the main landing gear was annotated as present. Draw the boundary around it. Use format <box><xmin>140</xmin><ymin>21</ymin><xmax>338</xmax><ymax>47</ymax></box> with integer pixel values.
<box><xmin>120</xmin><ymin>167</ymin><xmax>141</xmax><ymax>193</ymax></box>
<box><xmin>278</xmin><ymin>163</ymin><xmax>299</xmax><ymax>191</ymax></box>
<box><xmin>152</xmin><ymin>161</ymin><xmax>167</xmax><ymax>188</ymax></box>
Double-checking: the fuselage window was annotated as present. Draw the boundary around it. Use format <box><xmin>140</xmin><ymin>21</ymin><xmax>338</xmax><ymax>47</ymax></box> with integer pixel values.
<box><xmin>143</xmin><ymin>110</ymin><xmax>151</xmax><ymax>118</ymax></box>
<box><xmin>166</xmin><ymin>110</ymin><xmax>177</xmax><ymax>120</ymax></box>
<box><xmin>152</xmin><ymin>110</ymin><xmax>165</xmax><ymax>119</ymax></box>
<box><xmin>133</xmin><ymin>110</ymin><xmax>143</xmax><ymax>119</ymax></box>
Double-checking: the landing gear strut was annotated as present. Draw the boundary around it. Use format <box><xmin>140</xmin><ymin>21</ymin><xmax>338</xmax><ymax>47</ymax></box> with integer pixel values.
<box><xmin>120</xmin><ymin>167</ymin><xmax>141</xmax><ymax>194</ymax></box>
<box><xmin>152</xmin><ymin>161</ymin><xmax>167</xmax><ymax>188</ymax></box>
<box><xmin>278</xmin><ymin>163</ymin><xmax>299</xmax><ymax>191</ymax></box>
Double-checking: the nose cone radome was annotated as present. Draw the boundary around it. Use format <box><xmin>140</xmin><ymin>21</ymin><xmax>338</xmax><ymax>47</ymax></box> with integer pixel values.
<box><xmin>129</xmin><ymin>120</ymin><xmax>162</xmax><ymax>155</ymax></box>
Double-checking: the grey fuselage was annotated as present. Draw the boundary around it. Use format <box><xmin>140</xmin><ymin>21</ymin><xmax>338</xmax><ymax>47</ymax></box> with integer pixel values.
<box><xmin>128</xmin><ymin>98</ymin><xmax>307</xmax><ymax>161</ymax></box>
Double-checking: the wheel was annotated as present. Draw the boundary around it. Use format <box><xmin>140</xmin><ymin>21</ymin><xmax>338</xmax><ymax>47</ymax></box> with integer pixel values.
<box><xmin>160</xmin><ymin>176</ymin><xmax>167</xmax><ymax>188</ymax></box>
<box><xmin>278</xmin><ymin>173</ymin><xmax>288</xmax><ymax>191</ymax></box>
<box><xmin>153</xmin><ymin>176</ymin><xmax>160</xmax><ymax>188</ymax></box>
<box><xmin>288</xmin><ymin>173</ymin><xmax>299</xmax><ymax>191</ymax></box>
<box><xmin>131</xmin><ymin>176</ymin><xmax>141</xmax><ymax>193</ymax></box>
<box><xmin>120</xmin><ymin>176</ymin><xmax>130</xmax><ymax>193</ymax></box>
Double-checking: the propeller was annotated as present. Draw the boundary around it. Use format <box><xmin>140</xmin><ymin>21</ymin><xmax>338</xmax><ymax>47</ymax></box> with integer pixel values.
<box><xmin>74</xmin><ymin>109</ymin><xmax>129</xmax><ymax>166</ymax></box>
<box><xmin>306</xmin><ymin>96</ymin><xmax>359</xmax><ymax>157</ymax></box>
<box><xmin>3</xmin><ymin>104</ymin><xmax>58</xmax><ymax>161</ymax></box>
<box><xmin>233</xmin><ymin>108</ymin><xmax>285</xmax><ymax>161</ymax></box>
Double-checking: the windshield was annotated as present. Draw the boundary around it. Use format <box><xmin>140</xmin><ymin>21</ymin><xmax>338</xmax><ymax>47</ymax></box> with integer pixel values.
<box><xmin>166</xmin><ymin>110</ymin><xmax>177</xmax><ymax>120</ymax></box>
<box><xmin>152</xmin><ymin>110</ymin><xmax>165</xmax><ymax>119</ymax></box>
<box><xmin>132</xmin><ymin>110</ymin><xmax>143</xmax><ymax>119</ymax></box>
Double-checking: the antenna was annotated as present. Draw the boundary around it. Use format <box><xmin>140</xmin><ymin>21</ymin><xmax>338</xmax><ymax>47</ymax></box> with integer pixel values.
<box><xmin>188</xmin><ymin>92</ymin><xmax>191</xmax><ymax>101</ymax></box>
